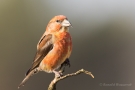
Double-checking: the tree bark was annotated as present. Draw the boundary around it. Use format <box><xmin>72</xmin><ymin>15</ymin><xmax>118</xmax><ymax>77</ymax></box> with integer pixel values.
<box><xmin>48</xmin><ymin>69</ymin><xmax>94</xmax><ymax>90</ymax></box>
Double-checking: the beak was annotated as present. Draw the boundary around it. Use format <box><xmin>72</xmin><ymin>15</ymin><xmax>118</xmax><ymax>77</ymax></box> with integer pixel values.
<box><xmin>61</xmin><ymin>19</ymin><xmax>72</xmax><ymax>27</ymax></box>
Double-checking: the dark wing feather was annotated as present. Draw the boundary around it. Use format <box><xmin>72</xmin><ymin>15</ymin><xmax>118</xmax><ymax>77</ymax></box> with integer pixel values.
<box><xmin>18</xmin><ymin>34</ymin><xmax>53</xmax><ymax>88</ymax></box>
<box><xmin>26</xmin><ymin>34</ymin><xmax>53</xmax><ymax>76</ymax></box>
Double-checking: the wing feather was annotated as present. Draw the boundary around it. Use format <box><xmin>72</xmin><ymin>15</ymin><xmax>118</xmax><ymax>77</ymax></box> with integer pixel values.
<box><xmin>26</xmin><ymin>34</ymin><xmax>53</xmax><ymax>76</ymax></box>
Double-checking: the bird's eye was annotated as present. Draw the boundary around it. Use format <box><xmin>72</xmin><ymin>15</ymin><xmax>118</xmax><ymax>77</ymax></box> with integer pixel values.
<box><xmin>56</xmin><ymin>20</ymin><xmax>60</xmax><ymax>23</ymax></box>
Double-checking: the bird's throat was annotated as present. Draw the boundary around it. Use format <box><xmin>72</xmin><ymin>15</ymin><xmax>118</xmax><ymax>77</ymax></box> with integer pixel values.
<box><xmin>60</xmin><ymin>26</ymin><xmax>69</xmax><ymax>32</ymax></box>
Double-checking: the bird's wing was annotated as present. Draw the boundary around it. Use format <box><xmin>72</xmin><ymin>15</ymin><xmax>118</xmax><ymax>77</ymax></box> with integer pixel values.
<box><xmin>25</xmin><ymin>34</ymin><xmax>53</xmax><ymax>76</ymax></box>
<box><xmin>18</xmin><ymin>34</ymin><xmax>53</xmax><ymax>88</ymax></box>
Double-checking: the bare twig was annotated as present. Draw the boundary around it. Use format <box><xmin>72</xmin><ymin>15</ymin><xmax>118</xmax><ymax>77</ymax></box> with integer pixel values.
<box><xmin>48</xmin><ymin>69</ymin><xmax>94</xmax><ymax>90</ymax></box>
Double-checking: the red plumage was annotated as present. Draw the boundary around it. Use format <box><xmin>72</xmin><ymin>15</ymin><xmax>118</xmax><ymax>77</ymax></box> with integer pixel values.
<box><xmin>18</xmin><ymin>15</ymin><xmax>72</xmax><ymax>88</ymax></box>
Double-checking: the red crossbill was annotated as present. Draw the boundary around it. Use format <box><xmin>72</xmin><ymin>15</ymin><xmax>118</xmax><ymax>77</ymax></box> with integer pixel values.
<box><xmin>18</xmin><ymin>15</ymin><xmax>72</xmax><ymax>88</ymax></box>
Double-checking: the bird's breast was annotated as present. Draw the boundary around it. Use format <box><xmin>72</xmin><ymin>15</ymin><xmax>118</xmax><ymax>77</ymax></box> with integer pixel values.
<box><xmin>40</xmin><ymin>32</ymin><xmax>72</xmax><ymax>73</ymax></box>
<box><xmin>53</xmin><ymin>36</ymin><xmax>72</xmax><ymax>62</ymax></box>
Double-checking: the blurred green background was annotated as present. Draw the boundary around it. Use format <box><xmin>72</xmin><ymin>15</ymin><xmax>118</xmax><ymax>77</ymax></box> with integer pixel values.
<box><xmin>0</xmin><ymin>0</ymin><xmax>135</xmax><ymax>90</ymax></box>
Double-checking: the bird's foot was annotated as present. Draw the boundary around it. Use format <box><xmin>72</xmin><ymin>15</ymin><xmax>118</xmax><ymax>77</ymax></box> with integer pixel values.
<box><xmin>53</xmin><ymin>70</ymin><xmax>63</xmax><ymax>78</ymax></box>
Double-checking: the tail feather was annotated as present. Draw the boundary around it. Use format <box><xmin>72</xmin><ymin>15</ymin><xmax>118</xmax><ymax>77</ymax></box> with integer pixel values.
<box><xmin>18</xmin><ymin>69</ymin><xmax>38</xmax><ymax>89</ymax></box>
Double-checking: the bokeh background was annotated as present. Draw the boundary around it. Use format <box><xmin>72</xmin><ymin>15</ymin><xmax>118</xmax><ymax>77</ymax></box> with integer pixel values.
<box><xmin>0</xmin><ymin>0</ymin><xmax>135</xmax><ymax>90</ymax></box>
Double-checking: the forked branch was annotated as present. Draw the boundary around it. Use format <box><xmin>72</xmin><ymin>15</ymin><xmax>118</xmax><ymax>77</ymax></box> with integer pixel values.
<box><xmin>48</xmin><ymin>69</ymin><xmax>94</xmax><ymax>90</ymax></box>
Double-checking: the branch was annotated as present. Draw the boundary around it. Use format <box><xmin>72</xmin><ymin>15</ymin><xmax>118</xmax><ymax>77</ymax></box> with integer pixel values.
<box><xmin>48</xmin><ymin>69</ymin><xmax>94</xmax><ymax>90</ymax></box>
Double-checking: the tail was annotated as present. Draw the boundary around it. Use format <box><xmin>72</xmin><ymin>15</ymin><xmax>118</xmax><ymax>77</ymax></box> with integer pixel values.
<box><xmin>18</xmin><ymin>69</ymin><xmax>38</xmax><ymax>89</ymax></box>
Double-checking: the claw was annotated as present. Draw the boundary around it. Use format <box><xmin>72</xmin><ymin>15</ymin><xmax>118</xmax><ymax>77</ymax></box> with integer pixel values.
<box><xmin>53</xmin><ymin>70</ymin><xmax>63</xmax><ymax>78</ymax></box>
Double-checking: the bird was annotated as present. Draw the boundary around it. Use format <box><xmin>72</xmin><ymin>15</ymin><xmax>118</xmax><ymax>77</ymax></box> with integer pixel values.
<box><xmin>18</xmin><ymin>15</ymin><xmax>72</xmax><ymax>88</ymax></box>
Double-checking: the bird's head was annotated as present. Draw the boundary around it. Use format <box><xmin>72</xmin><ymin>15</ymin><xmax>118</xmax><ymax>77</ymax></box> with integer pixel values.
<box><xmin>46</xmin><ymin>15</ymin><xmax>72</xmax><ymax>34</ymax></box>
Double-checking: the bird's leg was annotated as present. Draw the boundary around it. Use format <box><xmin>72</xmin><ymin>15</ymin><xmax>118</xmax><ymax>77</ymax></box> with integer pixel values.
<box><xmin>59</xmin><ymin>65</ymin><xmax>66</xmax><ymax>74</ymax></box>
<box><xmin>53</xmin><ymin>70</ymin><xmax>63</xmax><ymax>78</ymax></box>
